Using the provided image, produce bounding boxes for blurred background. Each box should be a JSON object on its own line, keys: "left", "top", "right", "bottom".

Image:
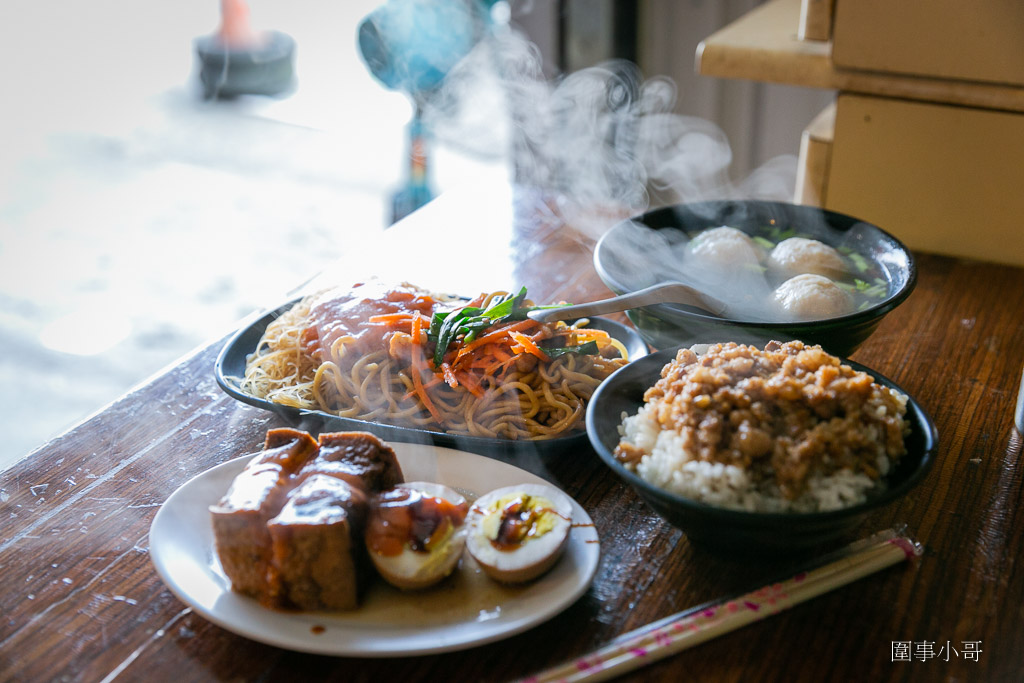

{"left": 0, "top": 0, "right": 831, "bottom": 468}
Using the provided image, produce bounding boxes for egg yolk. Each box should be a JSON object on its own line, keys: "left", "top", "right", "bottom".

{"left": 367, "top": 488, "right": 468, "bottom": 557}
{"left": 480, "top": 493, "right": 562, "bottom": 551}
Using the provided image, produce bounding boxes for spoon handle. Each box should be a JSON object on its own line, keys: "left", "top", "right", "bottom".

{"left": 527, "top": 283, "right": 723, "bottom": 323}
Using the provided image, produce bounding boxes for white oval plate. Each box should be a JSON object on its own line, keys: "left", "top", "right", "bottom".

{"left": 149, "top": 442, "right": 600, "bottom": 657}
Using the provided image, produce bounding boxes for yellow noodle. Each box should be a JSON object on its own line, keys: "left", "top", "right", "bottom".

{"left": 241, "top": 289, "right": 629, "bottom": 440}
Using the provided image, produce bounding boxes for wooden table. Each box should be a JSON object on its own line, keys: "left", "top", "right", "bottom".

{"left": 2, "top": 182, "right": 1022, "bottom": 682}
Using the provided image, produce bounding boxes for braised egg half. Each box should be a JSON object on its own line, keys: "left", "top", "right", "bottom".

{"left": 465, "top": 483, "right": 573, "bottom": 584}
{"left": 365, "top": 481, "right": 469, "bottom": 590}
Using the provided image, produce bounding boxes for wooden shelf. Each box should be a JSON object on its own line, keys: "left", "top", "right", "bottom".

{"left": 696, "top": 0, "right": 1024, "bottom": 113}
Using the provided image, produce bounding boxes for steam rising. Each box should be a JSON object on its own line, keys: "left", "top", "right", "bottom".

{"left": 360, "top": 2, "right": 853, "bottom": 327}
{"left": 415, "top": 17, "right": 798, "bottom": 237}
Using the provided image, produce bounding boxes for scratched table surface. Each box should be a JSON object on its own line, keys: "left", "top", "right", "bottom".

{"left": 2, "top": 182, "right": 1022, "bottom": 682}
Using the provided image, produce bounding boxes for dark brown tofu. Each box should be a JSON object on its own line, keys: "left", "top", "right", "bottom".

{"left": 268, "top": 474, "right": 370, "bottom": 611}
{"left": 211, "top": 429, "right": 405, "bottom": 610}
{"left": 300, "top": 431, "right": 404, "bottom": 493}
{"left": 209, "top": 429, "right": 319, "bottom": 602}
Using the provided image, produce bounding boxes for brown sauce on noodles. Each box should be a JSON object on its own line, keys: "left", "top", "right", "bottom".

{"left": 301, "top": 282, "right": 439, "bottom": 362}
{"left": 243, "top": 281, "right": 629, "bottom": 441}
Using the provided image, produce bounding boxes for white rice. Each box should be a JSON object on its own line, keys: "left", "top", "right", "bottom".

{"left": 619, "top": 404, "right": 887, "bottom": 513}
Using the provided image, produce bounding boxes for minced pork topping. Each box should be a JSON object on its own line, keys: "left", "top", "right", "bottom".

{"left": 614, "top": 341, "right": 909, "bottom": 500}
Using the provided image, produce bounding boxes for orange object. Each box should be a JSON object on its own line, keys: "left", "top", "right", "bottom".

{"left": 217, "top": 0, "right": 261, "bottom": 48}
{"left": 368, "top": 313, "right": 416, "bottom": 327}
{"left": 509, "top": 331, "right": 551, "bottom": 362}
{"left": 409, "top": 343, "right": 442, "bottom": 423}
{"left": 453, "top": 319, "right": 539, "bottom": 363}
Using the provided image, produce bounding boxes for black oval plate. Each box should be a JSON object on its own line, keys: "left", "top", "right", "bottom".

{"left": 215, "top": 298, "right": 650, "bottom": 462}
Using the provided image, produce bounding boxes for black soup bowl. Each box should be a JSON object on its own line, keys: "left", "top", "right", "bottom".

{"left": 594, "top": 201, "right": 917, "bottom": 356}
{"left": 585, "top": 347, "right": 938, "bottom": 555}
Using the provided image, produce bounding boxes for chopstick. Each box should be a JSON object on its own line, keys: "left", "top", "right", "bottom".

{"left": 518, "top": 528, "right": 922, "bottom": 683}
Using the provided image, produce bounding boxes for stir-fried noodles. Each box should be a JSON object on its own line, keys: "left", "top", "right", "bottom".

{"left": 240, "top": 281, "right": 630, "bottom": 440}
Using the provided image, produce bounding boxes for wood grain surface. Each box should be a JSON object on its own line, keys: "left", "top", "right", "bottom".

{"left": 2, "top": 185, "right": 1021, "bottom": 682}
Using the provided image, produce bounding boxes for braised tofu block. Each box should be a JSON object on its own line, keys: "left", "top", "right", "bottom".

{"left": 268, "top": 474, "right": 370, "bottom": 611}
{"left": 305, "top": 432, "right": 404, "bottom": 493}
{"left": 209, "top": 429, "right": 318, "bottom": 601}
{"left": 211, "top": 429, "right": 407, "bottom": 610}
{"left": 262, "top": 428, "right": 321, "bottom": 469}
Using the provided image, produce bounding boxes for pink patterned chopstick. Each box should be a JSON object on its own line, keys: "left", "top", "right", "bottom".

{"left": 519, "top": 529, "right": 922, "bottom": 683}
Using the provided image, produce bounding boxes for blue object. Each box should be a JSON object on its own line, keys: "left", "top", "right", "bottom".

{"left": 358, "top": 0, "right": 496, "bottom": 98}
{"left": 391, "top": 110, "right": 435, "bottom": 223}
{"left": 357, "top": 0, "right": 500, "bottom": 222}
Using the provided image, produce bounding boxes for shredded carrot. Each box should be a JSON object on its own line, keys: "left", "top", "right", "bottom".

{"left": 401, "top": 308, "right": 598, "bottom": 408}
{"left": 568, "top": 328, "right": 611, "bottom": 342}
{"left": 368, "top": 313, "right": 415, "bottom": 326}
{"left": 456, "top": 369, "right": 486, "bottom": 398}
{"left": 465, "top": 344, "right": 512, "bottom": 368}
{"left": 454, "top": 319, "right": 539, "bottom": 363}
{"left": 440, "top": 362, "right": 460, "bottom": 389}
{"left": 403, "top": 374, "right": 444, "bottom": 402}
{"left": 509, "top": 330, "right": 551, "bottom": 361}
{"left": 488, "top": 356, "right": 519, "bottom": 378}
{"left": 409, "top": 342, "right": 442, "bottom": 423}
{"left": 464, "top": 355, "right": 504, "bottom": 380}
{"left": 410, "top": 311, "right": 424, "bottom": 344}
{"left": 421, "top": 375, "right": 444, "bottom": 389}
{"left": 404, "top": 311, "right": 445, "bottom": 413}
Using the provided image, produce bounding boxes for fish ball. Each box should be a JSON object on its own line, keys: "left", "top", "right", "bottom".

{"left": 768, "top": 237, "right": 847, "bottom": 279}
{"left": 689, "top": 226, "right": 763, "bottom": 269}
{"left": 773, "top": 274, "right": 853, "bottom": 320}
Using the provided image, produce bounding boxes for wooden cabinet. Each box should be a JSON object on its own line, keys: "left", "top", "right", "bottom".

{"left": 697, "top": 0, "right": 1024, "bottom": 266}
{"left": 829, "top": 95, "right": 1024, "bottom": 264}
{"left": 832, "top": 0, "right": 1024, "bottom": 87}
